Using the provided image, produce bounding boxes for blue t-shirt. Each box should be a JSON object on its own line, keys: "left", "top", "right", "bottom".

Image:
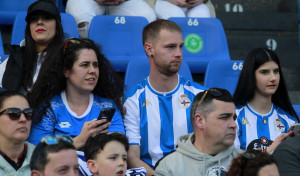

{"left": 28, "top": 91, "right": 125, "bottom": 145}
{"left": 234, "top": 103, "right": 297, "bottom": 150}
{"left": 124, "top": 74, "right": 206, "bottom": 167}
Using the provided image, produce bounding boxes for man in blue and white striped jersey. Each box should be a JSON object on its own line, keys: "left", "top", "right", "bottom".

{"left": 123, "top": 19, "right": 206, "bottom": 176}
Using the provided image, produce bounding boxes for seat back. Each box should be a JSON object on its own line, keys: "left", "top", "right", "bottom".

{"left": 204, "top": 60, "right": 243, "bottom": 95}
{"left": 0, "top": 32, "right": 4, "bottom": 55}
{"left": 168, "top": 17, "right": 231, "bottom": 73}
{"left": 124, "top": 59, "right": 193, "bottom": 92}
{"left": 0, "top": 0, "right": 37, "bottom": 24}
{"left": 88, "top": 15, "right": 149, "bottom": 72}
{"left": 293, "top": 105, "right": 300, "bottom": 119}
{"left": 11, "top": 11, "right": 79, "bottom": 45}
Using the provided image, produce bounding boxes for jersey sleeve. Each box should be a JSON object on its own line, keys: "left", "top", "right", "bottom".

{"left": 124, "top": 94, "right": 141, "bottom": 145}
{"left": 108, "top": 106, "right": 125, "bottom": 134}
{"left": 27, "top": 108, "right": 56, "bottom": 145}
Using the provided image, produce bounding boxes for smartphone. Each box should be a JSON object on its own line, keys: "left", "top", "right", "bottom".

{"left": 288, "top": 123, "right": 300, "bottom": 137}
{"left": 97, "top": 107, "right": 116, "bottom": 122}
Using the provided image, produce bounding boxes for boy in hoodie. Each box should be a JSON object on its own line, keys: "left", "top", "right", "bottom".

{"left": 155, "top": 88, "right": 243, "bottom": 176}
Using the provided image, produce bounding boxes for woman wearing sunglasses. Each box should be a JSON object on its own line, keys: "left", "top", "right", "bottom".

{"left": 27, "top": 38, "right": 125, "bottom": 149}
{"left": 233, "top": 48, "right": 299, "bottom": 152}
{"left": 0, "top": 0, "right": 64, "bottom": 94}
{"left": 0, "top": 90, "right": 35, "bottom": 175}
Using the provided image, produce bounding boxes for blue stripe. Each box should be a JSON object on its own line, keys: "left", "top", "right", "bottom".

{"left": 238, "top": 109, "right": 247, "bottom": 150}
{"left": 139, "top": 91, "right": 152, "bottom": 166}
{"left": 159, "top": 96, "right": 174, "bottom": 157}
{"left": 257, "top": 116, "right": 270, "bottom": 139}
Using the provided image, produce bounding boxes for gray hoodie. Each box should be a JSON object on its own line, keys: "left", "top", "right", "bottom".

{"left": 155, "top": 133, "right": 243, "bottom": 176}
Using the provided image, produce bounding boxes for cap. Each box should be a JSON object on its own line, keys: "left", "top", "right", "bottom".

{"left": 26, "top": 0, "right": 61, "bottom": 23}
{"left": 247, "top": 137, "right": 273, "bottom": 152}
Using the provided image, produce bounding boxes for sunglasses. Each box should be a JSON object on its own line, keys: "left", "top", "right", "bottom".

{"left": 63, "top": 38, "right": 93, "bottom": 54}
{"left": 0, "top": 108, "right": 33, "bottom": 120}
{"left": 197, "top": 88, "right": 225, "bottom": 106}
{"left": 31, "top": 135, "right": 74, "bottom": 169}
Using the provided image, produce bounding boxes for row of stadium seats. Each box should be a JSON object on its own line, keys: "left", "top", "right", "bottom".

{"left": 1, "top": 11, "right": 230, "bottom": 73}
{"left": 0, "top": 0, "right": 66, "bottom": 25}
{"left": 124, "top": 59, "right": 300, "bottom": 117}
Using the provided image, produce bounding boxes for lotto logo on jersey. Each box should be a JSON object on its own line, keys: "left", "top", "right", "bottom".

{"left": 178, "top": 94, "right": 191, "bottom": 109}
{"left": 59, "top": 122, "right": 72, "bottom": 128}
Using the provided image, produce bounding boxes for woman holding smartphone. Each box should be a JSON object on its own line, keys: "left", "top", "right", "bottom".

{"left": 27, "top": 38, "right": 125, "bottom": 149}
{"left": 233, "top": 48, "right": 299, "bottom": 151}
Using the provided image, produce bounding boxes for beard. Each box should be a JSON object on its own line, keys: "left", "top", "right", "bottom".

{"left": 154, "top": 59, "right": 181, "bottom": 76}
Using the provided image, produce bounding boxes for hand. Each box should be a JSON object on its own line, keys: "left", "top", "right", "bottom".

{"left": 94, "top": 0, "right": 126, "bottom": 5}
{"left": 267, "top": 131, "right": 293, "bottom": 153}
{"left": 167, "top": 0, "right": 190, "bottom": 8}
{"left": 186, "top": 0, "right": 204, "bottom": 9}
{"left": 73, "top": 119, "right": 111, "bottom": 149}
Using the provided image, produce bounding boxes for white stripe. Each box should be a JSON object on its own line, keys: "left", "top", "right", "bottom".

{"left": 145, "top": 86, "right": 163, "bottom": 165}
{"left": 173, "top": 85, "right": 188, "bottom": 148}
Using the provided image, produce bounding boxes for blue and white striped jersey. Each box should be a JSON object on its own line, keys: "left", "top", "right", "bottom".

{"left": 234, "top": 103, "right": 297, "bottom": 150}
{"left": 123, "top": 74, "right": 206, "bottom": 167}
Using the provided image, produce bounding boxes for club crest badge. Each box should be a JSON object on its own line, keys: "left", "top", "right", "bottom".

{"left": 274, "top": 119, "right": 285, "bottom": 132}
{"left": 178, "top": 94, "right": 191, "bottom": 109}
{"left": 242, "top": 117, "right": 250, "bottom": 126}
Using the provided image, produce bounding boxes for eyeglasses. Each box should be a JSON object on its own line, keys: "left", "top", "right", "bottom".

{"left": 0, "top": 108, "right": 33, "bottom": 120}
{"left": 241, "top": 152, "right": 256, "bottom": 176}
{"left": 197, "top": 88, "right": 224, "bottom": 106}
{"left": 31, "top": 135, "right": 74, "bottom": 169}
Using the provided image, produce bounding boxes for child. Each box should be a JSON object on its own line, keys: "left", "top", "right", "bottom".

{"left": 84, "top": 133, "right": 128, "bottom": 176}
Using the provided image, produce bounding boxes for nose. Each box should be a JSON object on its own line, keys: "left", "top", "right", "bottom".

{"left": 175, "top": 46, "right": 183, "bottom": 58}
{"left": 270, "top": 72, "right": 277, "bottom": 81}
{"left": 37, "top": 17, "right": 44, "bottom": 25}
{"left": 229, "top": 118, "right": 237, "bottom": 129}
{"left": 118, "top": 158, "right": 125, "bottom": 167}
{"left": 19, "top": 113, "right": 27, "bottom": 122}
{"left": 88, "top": 65, "right": 97, "bottom": 74}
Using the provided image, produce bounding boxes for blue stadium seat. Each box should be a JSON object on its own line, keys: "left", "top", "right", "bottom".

{"left": 56, "top": 0, "right": 66, "bottom": 12}
{"left": 0, "top": 32, "right": 4, "bottom": 55}
{"left": 204, "top": 60, "right": 244, "bottom": 95}
{"left": 168, "top": 17, "right": 231, "bottom": 73}
{"left": 293, "top": 105, "right": 300, "bottom": 118}
{"left": 124, "top": 59, "right": 193, "bottom": 92}
{"left": 0, "top": 0, "right": 37, "bottom": 25}
{"left": 88, "top": 15, "right": 149, "bottom": 72}
{"left": 11, "top": 11, "right": 79, "bottom": 45}
{"left": 0, "top": 55, "right": 9, "bottom": 64}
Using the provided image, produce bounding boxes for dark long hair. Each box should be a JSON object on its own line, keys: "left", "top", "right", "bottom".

{"left": 227, "top": 150, "right": 278, "bottom": 176}
{"left": 28, "top": 38, "right": 124, "bottom": 122}
{"left": 22, "top": 16, "right": 64, "bottom": 90}
{"left": 233, "top": 48, "right": 299, "bottom": 121}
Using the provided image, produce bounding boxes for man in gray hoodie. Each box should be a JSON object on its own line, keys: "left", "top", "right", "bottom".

{"left": 155, "top": 88, "right": 243, "bottom": 176}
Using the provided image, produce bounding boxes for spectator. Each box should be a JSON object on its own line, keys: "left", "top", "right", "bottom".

{"left": 227, "top": 150, "right": 279, "bottom": 176}
{"left": 155, "top": 88, "right": 243, "bottom": 176}
{"left": 272, "top": 133, "right": 300, "bottom": 176}
{"left": 30, "top": 135, "right": 79, "bottom": 176}
{"left": 65, "top": 0, "right": 157, "bottom": 38}
{"left": 155, "top": 0, "right": 215, "bottom": 19}
{"left": 0, "top": 0, "right": 64, "bottom": 94}
{"left": 233, "top": 48, "right": 298, "bottom": 152}
{"left": 27, "top": 38, "right": 125, "bottom": 149}
{"left": 84, "top": 133, "right": 128, "bottom": 176}
{"left": 124, "top": 19, "right": 206, "bottom": 175}
{"left": 0, "top": 90, "right": 35, "bottom": 175}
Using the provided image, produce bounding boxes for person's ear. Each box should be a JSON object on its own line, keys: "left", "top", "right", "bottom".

{"left": 194, "top": 113, "right": 206, "bottom": 130}
{"left": 63, "top": 68, "right": 70, "bottom": 78}
{"left": 144, "top": 42, "right": 153, "bottom": 58}
{"left": 87, "top": 159, "right": 98, "bottom": 174}
{"left": 31, "top": 170, "right": 42, "bottom": 176}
